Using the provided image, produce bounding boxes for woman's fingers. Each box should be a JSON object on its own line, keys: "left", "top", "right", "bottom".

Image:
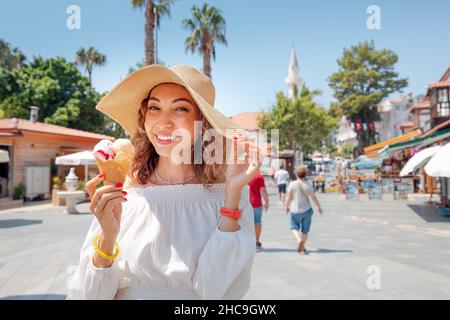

{"left": 85, "top": 173, "right": 105, "bottom": 199}
{"left": 90, "top": 184, "right": 123, "bottom": 209}
{"left": 89, "top": 190, "right": 125, "bottom": 219}
{"left": 103, "top": 195, "right": 126, "bottom": 219}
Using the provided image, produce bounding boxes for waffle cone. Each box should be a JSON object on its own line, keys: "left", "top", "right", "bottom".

{"left": 95, "top": 158, "right": 127, "bottom": 185}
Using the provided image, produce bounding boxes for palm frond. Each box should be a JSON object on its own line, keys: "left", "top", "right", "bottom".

{"left": 131, "top": 0, "right": 146, "bottom": 9}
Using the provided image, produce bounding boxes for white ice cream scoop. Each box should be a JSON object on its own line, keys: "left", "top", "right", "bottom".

{"left": 93, "top": 139, "right": 114, "bottom": 161}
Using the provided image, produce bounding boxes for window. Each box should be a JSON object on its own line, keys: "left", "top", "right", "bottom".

{"left": 437, "top": 88, "right": 450, "bottom": 117}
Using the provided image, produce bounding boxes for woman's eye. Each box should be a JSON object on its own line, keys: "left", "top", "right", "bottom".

{"left": 148, "top": 106, "right": 159, "bottom": 111}
{"left": 176, "top": 107, "right": 189, "bottom": 112}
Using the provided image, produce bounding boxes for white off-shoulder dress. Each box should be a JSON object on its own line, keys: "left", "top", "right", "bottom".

{"left": 66, "top": 183, "right": 255, "bottom": 300}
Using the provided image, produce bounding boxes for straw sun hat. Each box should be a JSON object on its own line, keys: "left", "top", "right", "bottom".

{"left": 96, "top": 64, "right": 244, "bottom": 139}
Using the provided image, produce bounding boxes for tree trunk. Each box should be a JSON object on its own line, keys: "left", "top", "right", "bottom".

{"left": 203, "top": 48, "right": 211, "bottom": 78}
{"left": 155, "top": 14, "right": 158, "bottom": 64}
{"left": 87, "top": 62, "right": 93, "bottom": 87}
{"left": 145, "top": 1, "right": 155, "bottom": 65}
{"left": 88, "top": 71, "right": 92, "bottom": 87}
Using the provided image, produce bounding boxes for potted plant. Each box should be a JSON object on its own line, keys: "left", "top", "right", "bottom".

{"left": 13, "top": 183, "right": 26, "bottom": 200}
{"left": 53, "top": 176, "right": 62, "bottom": 188}
{"left": 52, "top": 176, "right": 64, "bottom": 206}
{"left": 77, "top": 180, "right": 86, "bottom": 191}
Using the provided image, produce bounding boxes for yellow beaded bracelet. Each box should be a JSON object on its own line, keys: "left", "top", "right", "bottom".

{"left": 92, "top": 234, "right": 120, "bottom": 260}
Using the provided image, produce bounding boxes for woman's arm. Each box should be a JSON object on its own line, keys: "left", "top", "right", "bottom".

{"left": 219, "top": 185, "right": 241, "bottom": 232}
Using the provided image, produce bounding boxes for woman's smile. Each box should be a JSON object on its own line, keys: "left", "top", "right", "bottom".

{"left": 154, "top": 133, "right": 181, "bottom": 145}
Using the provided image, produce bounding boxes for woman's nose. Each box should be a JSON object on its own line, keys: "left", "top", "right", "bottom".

{"left": 155, "top": 118, "right": 174, "bottom": 129}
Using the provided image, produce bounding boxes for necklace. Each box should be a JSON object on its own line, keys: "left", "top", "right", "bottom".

{"left": 155, "top": 168, "right": 196, "bottom": 185}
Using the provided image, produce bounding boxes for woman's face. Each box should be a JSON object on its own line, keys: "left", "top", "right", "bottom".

{"left": 144, "top": 83, "right": 201, "bottom": 158}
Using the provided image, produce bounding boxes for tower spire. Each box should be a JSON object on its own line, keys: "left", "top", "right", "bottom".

{"left": 285, "top": 46, "right": 302, "bottom": 99}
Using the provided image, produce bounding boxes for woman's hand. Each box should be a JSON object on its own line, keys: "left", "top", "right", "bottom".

{"left": 220, "top": 133, "right": 269, "bottom": 232}
{"left": 225, "top": 134, "right": 266, "bottom": 192}
{"left": 85, "top": 174, "right": 127, "bottom": 241}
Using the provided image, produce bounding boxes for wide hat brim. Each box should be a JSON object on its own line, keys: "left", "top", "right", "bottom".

{"left": 95, "top": 64, "right": 244, "bottom": 139}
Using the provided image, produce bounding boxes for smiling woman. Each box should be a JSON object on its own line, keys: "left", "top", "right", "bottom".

{"left": 67, "top": 64, "right": 264, "bottom": 300}
{"left": 131, "top": 82, "right": 227, "bottom": 188}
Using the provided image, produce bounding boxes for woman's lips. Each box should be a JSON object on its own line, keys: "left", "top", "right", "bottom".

{"left": 154, "top": 134, "right": 179, "bottom": 145}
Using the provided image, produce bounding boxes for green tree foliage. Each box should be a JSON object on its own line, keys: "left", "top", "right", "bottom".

{"left": 328, "top": 41, "right": 408, "bottom": 152}
{"left": 337, "top": 145, "right": 354, "bottom": 159}
{"left": 0, "top": 39, "right": 26, "bottom": 70}
{"left": 259, "top": 85, "right": 337, "bottom": 155}
{"left": 0, "top": 56, "right": 122, "bottom": 136}
{"left": 75, "top": 47, "right": 106, "bottom": 86}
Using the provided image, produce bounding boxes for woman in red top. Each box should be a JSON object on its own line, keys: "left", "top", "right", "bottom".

{"left": 248, "top": 171, "right": 269, "bottom": 250}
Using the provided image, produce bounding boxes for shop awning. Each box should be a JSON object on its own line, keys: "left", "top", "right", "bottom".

{"left": 364, "top": 129, "right": 422, "bottom": 157}
{"left": 425, "top": 142, "right": 450, "bottom": 177}
{"left": 399, "top": 146, "right": 441, "bottom": 177}
{"left": 55, "top": 150, "right": 96, "bottom": 182}
{"left": 383, "top": 128, "right": 450, "bottom": 155}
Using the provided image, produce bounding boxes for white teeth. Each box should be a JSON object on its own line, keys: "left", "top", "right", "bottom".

{"left": 157, "top": 135, "right": 178, "bottom": 141}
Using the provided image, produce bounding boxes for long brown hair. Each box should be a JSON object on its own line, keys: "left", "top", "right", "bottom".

{"left": 129, "top": 92, "right": 228, "bottom": 190}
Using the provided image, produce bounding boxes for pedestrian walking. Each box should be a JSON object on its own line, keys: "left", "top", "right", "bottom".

{"left": 284, "top": 165, "right": 323, "bottom": 254}
{"left": 248, "top": 171, "right": 269, "bottom": 251}
{"left": 268, "top": 166, "right": 275, "bottom": 186}
{"left": 274, "top": 165, "right": 290, "bottom": 205}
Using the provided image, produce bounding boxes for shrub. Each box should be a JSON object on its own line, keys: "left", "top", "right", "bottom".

{"left": 77, "top": 180, "right": 86, "bottom": 191}
{"left": 13, "top": 183, "right": 26, "bottom": 199}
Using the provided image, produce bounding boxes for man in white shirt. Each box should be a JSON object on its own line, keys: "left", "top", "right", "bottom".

{"left": 274, "top": 165, "right": 290, "bottom": 205}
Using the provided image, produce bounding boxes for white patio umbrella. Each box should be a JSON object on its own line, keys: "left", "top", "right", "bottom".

{"left": 400, "top": 146, "right": 441, "bottom": 177}
{"left": 0, "top": 150, "right": 10, "bottom": 163}
{"left": 424, "top": 142, "right": 450, "bottom": 177}
{"left": 55, "top": 151, "right": 96, "bottom": 181}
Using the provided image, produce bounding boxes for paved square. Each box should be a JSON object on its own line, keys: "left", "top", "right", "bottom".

{"left": 1, "top": 185, "right": 449, "bottom": 300}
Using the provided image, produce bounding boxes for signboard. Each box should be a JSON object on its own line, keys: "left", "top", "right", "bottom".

{"left": 363, "top": 179, "right": 375, "bottom": 193}
{"left": 382, "top": 179, "right": 394, "bottom": 194}
{"left": 394, "top": 181, "right": 408, "bottom": 200}
{"left": 368, "top": 182, "right": 382, "bottom": 200}
{"left": 345, "top": 182, "right": 359, "bottom": 200}
{"left": 401, "top": 178, "right": 414, "bottom": 194}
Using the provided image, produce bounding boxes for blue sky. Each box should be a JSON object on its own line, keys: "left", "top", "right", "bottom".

{"left": 1, "top": 0, "right": 449, "bottom": 117}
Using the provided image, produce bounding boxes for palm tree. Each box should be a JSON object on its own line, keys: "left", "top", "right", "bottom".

{"left": 75, "top": 47, "right": 106, "bottom": 86}
{"left": 131, "top": 0, "right": 175, "bottom": 66}
{"left": 182, "top": 4, "right": 227, "bottom": 78}
{"left": 0, "top": 39, "right": 26, "bottom": 70}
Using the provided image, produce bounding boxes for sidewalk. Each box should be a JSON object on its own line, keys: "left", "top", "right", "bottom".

{"left": 0, "top": 185, "right": 450, "bottom": 299}
{"left": 245, "top": 186, "right": 450, "bottom": 299}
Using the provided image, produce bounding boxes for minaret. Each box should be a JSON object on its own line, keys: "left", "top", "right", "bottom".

{"left": 285, "top": 47, "right": 302, "bottom": 100}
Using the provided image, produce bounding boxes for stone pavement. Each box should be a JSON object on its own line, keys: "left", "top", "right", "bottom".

{"left": 1, "top": 185, "right": 450, "bottom": 300}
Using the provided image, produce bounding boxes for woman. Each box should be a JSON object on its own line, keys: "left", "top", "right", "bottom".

{"left": 67, "top": 65, "right": 263, "bottom": 300}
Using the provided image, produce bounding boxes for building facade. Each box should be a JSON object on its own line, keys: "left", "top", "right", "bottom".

{"left": 0, "top": 108, "right": 114, "bottom": 202}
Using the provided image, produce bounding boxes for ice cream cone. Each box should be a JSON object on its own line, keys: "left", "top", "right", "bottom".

{"left": 93, "top": 138, "right": 135, "bottom": 185}
{"left": 95, "top": 158, "right": 127, "bottom": 185}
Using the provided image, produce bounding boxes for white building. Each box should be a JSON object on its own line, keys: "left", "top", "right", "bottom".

{"left": 285, "top": 47, "right": 302, "bottom": 100}
{"left": 377, "top": 93, "right": 424, "bottom": 141}
{"left": 336, "top": 116, "right": 357, "bottom": 147}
